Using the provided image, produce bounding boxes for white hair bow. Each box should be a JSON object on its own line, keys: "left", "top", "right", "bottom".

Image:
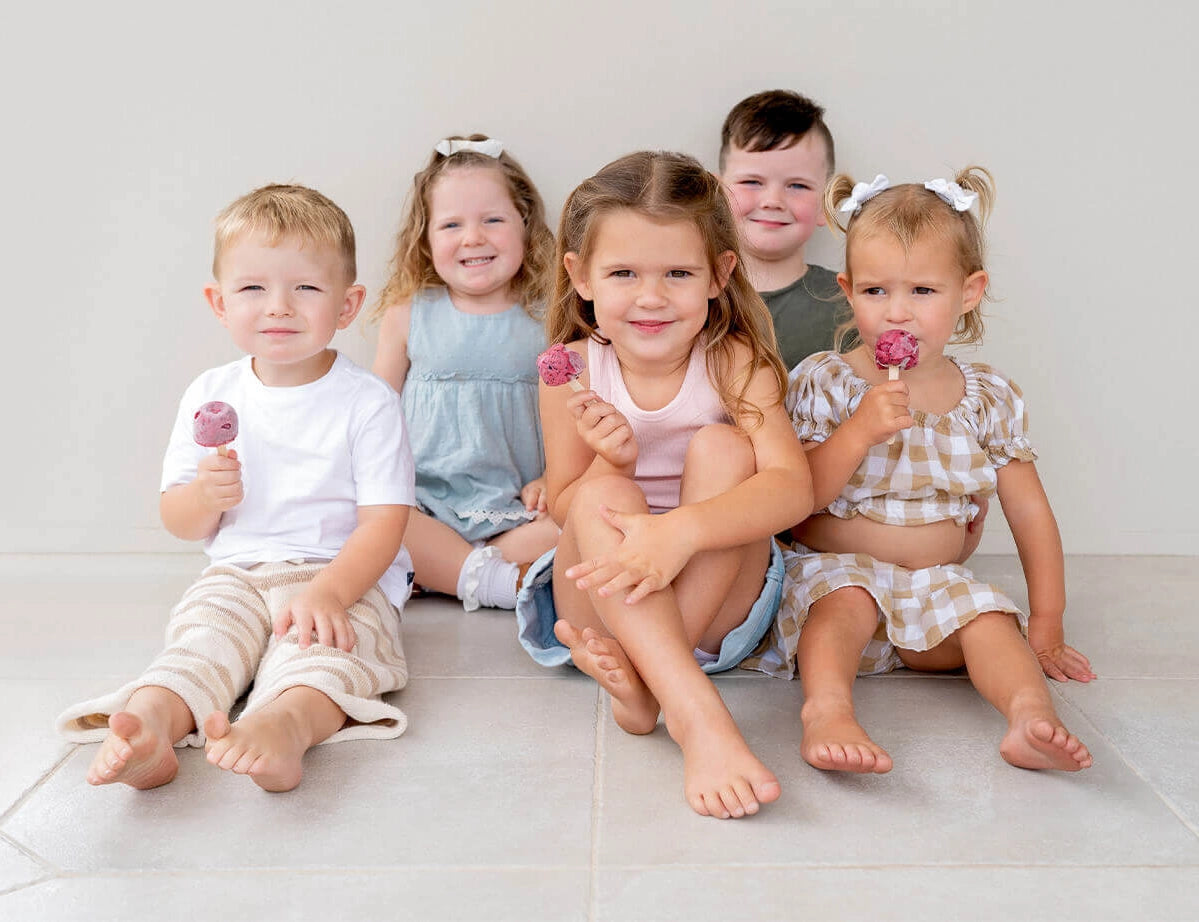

{"left": 924, "top": 178, "right": 977, "bottom": 212}
{"left": 839, "top": 174, "right": 890, "bottom": 215}
{"left": 434, "top": 138, "right": 504, "bottom": 158}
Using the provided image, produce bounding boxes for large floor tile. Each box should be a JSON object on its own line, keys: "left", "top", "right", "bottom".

{"left": 402, "top": 595, "right": 549, "bottom": 678}
{"left": 970, "top": 555, "right": 1199, "bottom": 679}
{"left": 0, "top": 835, "right": 47, "bottom": 895}
{"left": 596, "top": 866, "right": 1199, "bottom": 922}
{"left": 0, "top": 678, "right": 110, "bottom": 816}
{"left": 595, "top": 676, "right": 1199, "bottom": 867}
{"left": 1059, "top": 677, "right": 1199, "bottom": 831}
{"left": 0, "top": 868, "right": 587, "bottom": 922}
{"left": 5, "top": 676, "right": 599, "bottom": 872}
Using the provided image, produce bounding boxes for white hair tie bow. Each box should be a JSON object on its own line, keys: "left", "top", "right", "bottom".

{"left": 924, "top": 178, "right": 977, "bottom": 212}
{"left": 434, "top": 138, "right": 504, "bottom": 158}
{"left": 839, "top": 174, "right": 890, "bottom": 215}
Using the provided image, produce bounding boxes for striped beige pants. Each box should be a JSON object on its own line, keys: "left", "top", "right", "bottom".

{"left": 57, "top": 561, "right": 409, "bottom": 746}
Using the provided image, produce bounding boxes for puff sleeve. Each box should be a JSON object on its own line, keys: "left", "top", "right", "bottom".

{"left": 971, "top": 363, "right": 1039, "bottom": 468}
{"left": 786, "top": 352, "right": 855, "bottom": 444}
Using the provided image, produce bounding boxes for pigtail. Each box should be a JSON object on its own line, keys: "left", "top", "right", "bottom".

{"left": 823, "top": 173, "right": 858, "bottom": 235}
{"left": 953, "top": 165, "right": 996, "bottom": 226}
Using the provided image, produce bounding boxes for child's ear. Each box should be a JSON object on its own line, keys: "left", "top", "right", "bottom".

{"left": 708, "top": 250, "right": 737, "bottom": 297}
{"left": 336, "top": 284, "right": 367, "bottom": 330}
{"left": 961, "top": 270, "right": 988, "bottom": 314}
{"left": 563, "top": 252, "right": 593, "bottom": 301}
{"left": 836, "top": 272, "right": 853, "bottom": 302}
{"left": 204, "top": 283, "right": 228, "bottom": 326}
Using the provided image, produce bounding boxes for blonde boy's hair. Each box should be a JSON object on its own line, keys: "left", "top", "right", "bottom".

{"left": 371, "top": 135, "right": 554, "bottom": 321}
{"left": 824, "top": 166, "right": 996, "bottom": 348}
{"left": 548, "top": 150, "right": 787, "bottom": 427}
{"left": 213, "top": 183, "right": 357, "bottom": 280}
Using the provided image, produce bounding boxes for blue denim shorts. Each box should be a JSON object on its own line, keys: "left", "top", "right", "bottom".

{"left": 514, "top": 539, "right": 784, "bottom": 674}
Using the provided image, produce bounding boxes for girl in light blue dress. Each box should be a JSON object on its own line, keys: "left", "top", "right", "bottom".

{"left": 371, "top": 135, "right": 559, "bottom": 610}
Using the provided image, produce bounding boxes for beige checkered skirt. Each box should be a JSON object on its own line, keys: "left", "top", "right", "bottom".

{"left": 742, "top": 544, "right": 1026, "bottom": 678}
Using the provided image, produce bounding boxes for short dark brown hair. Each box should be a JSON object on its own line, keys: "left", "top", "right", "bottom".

{"left": 719, "top": 90, "right": 835, "bottom": 174}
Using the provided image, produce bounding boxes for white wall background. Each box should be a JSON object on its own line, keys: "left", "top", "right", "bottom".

{"left": 2, "top": 0, "right": 1195, "bottom": 556}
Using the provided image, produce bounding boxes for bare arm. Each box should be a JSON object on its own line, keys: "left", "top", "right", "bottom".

{"left": 307, "top": 504, "right": 411, "bottom": 608}
{"left": 799, "top": 378, "right": 912, "bottom": 512}
{"left": 273, "top": 504, "right": 412, "bottom": 652}
{"left": 996, "top": 460, "right": 1094, "bottom": 682}
{"left": 372, "top": 300, "right": 412, "bottom": 394}
{"left": 541, "top": 340, "right": 633, "bottom": 524}
{"left": 159, "top": 450, "right": 243, "bottom": 541}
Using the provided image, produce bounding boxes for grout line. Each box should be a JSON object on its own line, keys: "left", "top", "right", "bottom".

{"left": 0, "top": 747, "right": 77, "bottom": 829}
{"left": 574, "top": 860, "right": 1199, "bottom": 871}
{"left": 0, "top": 829, "right": 60, "bottom": 875}
{"left": 586, "top": 687, "right": 605, "bottom": 922}
{"left": 1052, "top": 685, "right": 1199, "bottom": 842}
{"left": 0, "top": 874, "right": 55, "bottom": 899}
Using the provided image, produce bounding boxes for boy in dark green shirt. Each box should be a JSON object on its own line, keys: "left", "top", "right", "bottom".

{"left": 719, "top": 90, "right": 844, "bottom": 370}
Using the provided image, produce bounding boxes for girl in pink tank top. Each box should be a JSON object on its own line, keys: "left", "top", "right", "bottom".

{"left": 534, "top": 152, "right": 814, "bottom": 820}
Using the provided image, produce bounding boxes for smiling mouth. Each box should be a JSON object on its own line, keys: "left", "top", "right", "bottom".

{"left": 751, "top": 218, "right": 792, "bottom": 227}
{"left": 461, "top": 256, "right": 495, "bottom": 267}
{"left": 630, "top": 320, "right": 671, "bottom": 333}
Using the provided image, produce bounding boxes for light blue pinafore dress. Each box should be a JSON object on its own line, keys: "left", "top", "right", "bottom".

{"left": 401, "top": 288, "right": 546, "bottom": 543}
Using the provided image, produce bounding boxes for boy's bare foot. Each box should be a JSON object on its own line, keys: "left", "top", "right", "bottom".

{"left": 203, "top": 709, "right": 308, "bottom": 792}
{"left": 554, "top": 620, "right": 660, "bottom": 734}
{"left": 800, "top": 701, "right": 893, "bottom": 774}
{"left": 1000, "top": 715, "right": 1093, "bottom": 771}
{"left": 86, "top": 711, "right": 179, "bottom": 789}
{"left": 671, "top": 717, "right": 781, "bottom": 819}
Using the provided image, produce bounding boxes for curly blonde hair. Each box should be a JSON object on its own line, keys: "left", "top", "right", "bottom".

{"left": 547, "top": 150, "right": 786, "bottom": 428}
{"left": 371, "top": 135, "right": 554, "bottom": 321}
{"left": 824, "top": 166, "right": 995, "bottom": 348}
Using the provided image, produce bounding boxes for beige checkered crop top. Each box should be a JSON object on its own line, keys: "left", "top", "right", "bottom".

{"left": 788, "top": 352, "right": 1038, "bottom": 526}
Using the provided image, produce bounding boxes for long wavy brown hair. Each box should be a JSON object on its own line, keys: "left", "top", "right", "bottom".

{"left": 547, "top": 151, "right": 786, "bottom": 427}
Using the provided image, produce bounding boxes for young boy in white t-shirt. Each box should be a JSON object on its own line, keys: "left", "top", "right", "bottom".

{"left": 58, "top": 184, "right": 416, "bottom": 793}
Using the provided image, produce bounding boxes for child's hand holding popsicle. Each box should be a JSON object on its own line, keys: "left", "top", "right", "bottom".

{"left": 874, "top": 330, "right": 918, "bottom": 445}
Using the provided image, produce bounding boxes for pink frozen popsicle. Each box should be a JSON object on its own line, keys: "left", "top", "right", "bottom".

{"left": 193, "top": 401, "right": 239, "bottom": 456}
{"left": 874, "top": 330, "right": 919, "bottom": 374}
{"left": 874, "top": 330, "right": 918, "bottom": 445}
{"left": 537, "top": 343, "right": 585, "bottom": 392}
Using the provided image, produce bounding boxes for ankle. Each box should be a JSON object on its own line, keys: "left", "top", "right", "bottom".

{"left": 800, "top": 693, "right": 856, "bottom": 725}
{"left": 457, "top": 546, "right": 520, "bottom": 611}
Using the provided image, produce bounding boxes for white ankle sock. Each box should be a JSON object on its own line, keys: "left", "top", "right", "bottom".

{"left": 457, "top": 546, "right": 520, "bottom": 611}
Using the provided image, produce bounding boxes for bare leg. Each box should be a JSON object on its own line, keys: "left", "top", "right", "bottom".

{"left": 86, "top": 686, "right": 195, "bottom": 789}
{"left": 953, "top": 612, "right": 1092, "bottom": 771}
{"left": 203, "top": 686, "right": 346, "bottom": 792}
{"left": 672, "top": 425, "right": 772, "bottom": 653}
{"left": 554, "top": 474, "right": 779, "bottom": 819}
{"left": 797, "top": 588, "right": 893, "bottom": 773}
{"left": 487, "top": 514, "right": 560, "bottom": 565}
{"left": 404, "top": 510, "right": 474, "bottom": 596}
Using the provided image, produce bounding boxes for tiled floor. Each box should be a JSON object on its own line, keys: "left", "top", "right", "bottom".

{"left": 1, "top": 554, "right": 1196, "bottom": 921}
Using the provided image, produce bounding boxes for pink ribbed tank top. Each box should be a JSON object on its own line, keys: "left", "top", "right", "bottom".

{"left": 587, "top": 338, "right": 731, "bottom": 512}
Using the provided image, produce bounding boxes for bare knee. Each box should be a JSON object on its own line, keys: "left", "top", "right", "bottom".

{"left": 568, "top": 475, "right": 648, "bottom": 524}
{"left": 681, "top": 424, "right": 754, "bottom": 498}
{"left": 809, "top": 587, "right": 877, "bottom": 624}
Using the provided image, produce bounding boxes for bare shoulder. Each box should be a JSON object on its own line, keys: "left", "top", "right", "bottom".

{"left": 377, "top": 298, "right": 414, "bottom": 340}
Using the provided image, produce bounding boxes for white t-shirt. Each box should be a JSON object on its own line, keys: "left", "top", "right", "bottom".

{"left": 161, "top": 352, "right": 416, "bottom": 607}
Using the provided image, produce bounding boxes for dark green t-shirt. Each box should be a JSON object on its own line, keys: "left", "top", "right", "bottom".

{"left": 761, "top": 264, "right": 846, "bottom": 371}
